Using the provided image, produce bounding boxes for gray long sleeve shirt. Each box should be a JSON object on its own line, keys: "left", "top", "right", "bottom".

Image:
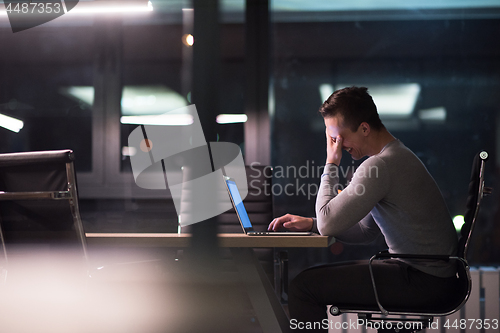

{"left": 314, "top": 139, "right": 458, "bottom": 278}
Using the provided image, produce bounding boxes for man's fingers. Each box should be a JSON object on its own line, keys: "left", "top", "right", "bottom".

{"left": 268, "top": 218, "right": 277, "bottom": 230}
{"left": 269, "top": 214, "right": 293, "bottom": 231}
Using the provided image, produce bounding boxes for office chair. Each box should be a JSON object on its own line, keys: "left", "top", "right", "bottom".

{"left": 0, "top": 149, "right": 88, "bottom": 281}
{"left": 329, "top": 151, "right": 492, "bottom": 332}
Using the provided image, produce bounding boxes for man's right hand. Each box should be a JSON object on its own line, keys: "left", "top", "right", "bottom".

{"left": 268, "top": 214, "right": 314, "bottom": 232}
{"left": 326, "top": 130, "right": 343, "bottom": 166}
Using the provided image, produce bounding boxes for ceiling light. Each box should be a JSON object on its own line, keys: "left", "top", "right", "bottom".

{"left": 453, "top": 215, "right": 465, "bottom": 232}
{"left": 418, "top": 107, "right": 447, "bottom": 122}
{"left": 0, "top": 1, "right": 153, "bottom": 16}
{"left": 120, "top": 86, "right": 188, "bottom": 116}
{"left": 66, "top": 1, "right": 153, "bottom": 15}
{"left": 336, "top": 83, "right": 421, "bottom": 117}
{"left": 120, "top": 114, "right": 194, "bottom": 126}
{"left": 216, "top": 114, "right": 248, "bottom": 124}
{"left": 0, "top": 113, "right": 24, "bottom": 133}
{"left": 60, "top": 85, "right": 188, "bottom": 116}
{"left": 59, "top": 86, "right": 94, "bottom": 106}
{"left": 319, "top": 84, "right": 334, "bottom": 103}
{"left": 182, "top": 34, "right": 194, "bottom": 46}
{"left": 122, "top": 146, "right": 137, "bottom": 157}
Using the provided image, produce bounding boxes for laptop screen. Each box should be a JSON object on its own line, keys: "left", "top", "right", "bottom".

{"left": 225, "top": 178, "right": 253, "bottom": 230}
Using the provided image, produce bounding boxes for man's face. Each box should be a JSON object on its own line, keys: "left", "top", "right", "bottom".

{"left": 324, "top": 116, "right": 367, "bottom": 160}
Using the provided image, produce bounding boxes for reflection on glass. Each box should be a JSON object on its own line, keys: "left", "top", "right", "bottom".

{"left": 119, "top": 85, "right": 189, "bottom": 171}
{"left": 334, "top": 83, "right": 421, "bottom": 117}
{"left": 121, "top": 86, "right": 188, "bottom": 116}
{"left": 216, "top": 114, "right": 248, "bottom": 124}
{"left": 120, "top": 85, "right": 190, "bottom": 126}
{"left": 0, "top": 113, "right": 24, "bottom": 133}
{"left": 0, "top": 68, "right": 93, "bottom": 173}
{"left": 418, "top": 107, "right": 446, "bottom": 122}
{"left": 59, "top": 87, "right": 94, "bottom": 106}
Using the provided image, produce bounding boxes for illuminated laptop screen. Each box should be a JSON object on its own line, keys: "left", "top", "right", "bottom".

{"left": 226, "top": 179, "right": 252, "bottom": 229}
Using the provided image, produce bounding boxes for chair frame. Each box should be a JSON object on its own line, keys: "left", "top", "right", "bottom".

{"left": 329, "top": 151, "right": 491, "bottom": 331}
{"left": 0, "top": 150, "right": 88, "bottom": 268}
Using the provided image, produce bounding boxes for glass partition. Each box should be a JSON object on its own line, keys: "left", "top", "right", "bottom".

{"left": 0, "top": 27, "right": 94, "bottom": 172}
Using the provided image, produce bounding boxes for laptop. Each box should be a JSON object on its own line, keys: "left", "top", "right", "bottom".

{"left": 223, "top": 176, "right": 314, "bottom": 236}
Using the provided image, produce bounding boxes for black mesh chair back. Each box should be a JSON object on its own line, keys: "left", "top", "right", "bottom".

{"left": 458, "top": 151, "right": 490, "bottom": 259}
{"left": 0, "top": 150, "right": 88, "bottom": 262}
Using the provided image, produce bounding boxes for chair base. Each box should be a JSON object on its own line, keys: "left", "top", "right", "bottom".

{"left": 358, "top": 313, "right": 432, "bottom": 333}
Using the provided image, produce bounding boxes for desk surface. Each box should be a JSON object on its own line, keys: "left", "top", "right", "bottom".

{"left": 85, "top": 233, "right": 330, "bottom": 248}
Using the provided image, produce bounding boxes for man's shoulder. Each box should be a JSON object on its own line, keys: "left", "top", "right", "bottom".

{"left": 377, "top": 140, "right": 418, "bottom": 161}
{"left": 371, "top": 140, "right": 427, "bottom": 175}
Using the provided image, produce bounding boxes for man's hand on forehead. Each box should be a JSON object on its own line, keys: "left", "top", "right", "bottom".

{"left": 326, "top": 129, "right": 343, "bottom": 166}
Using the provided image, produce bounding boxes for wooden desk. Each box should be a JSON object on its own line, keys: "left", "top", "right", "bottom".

{"left": 84, "top": 232, "right": 331, "bottom": 333}
{"left": 85, "top": 232, "right": 330, "bottom": 248}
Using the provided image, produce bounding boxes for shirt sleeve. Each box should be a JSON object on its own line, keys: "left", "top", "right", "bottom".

{"left": 315, "top": 157, "right": 391, "bottom": 236}
{"left": 333, "top": 213, "right": 382, "bottom": 244}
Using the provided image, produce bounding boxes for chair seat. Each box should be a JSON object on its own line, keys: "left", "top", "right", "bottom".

{"left": 332, "top": 273, "right": 469, "bottom": 315}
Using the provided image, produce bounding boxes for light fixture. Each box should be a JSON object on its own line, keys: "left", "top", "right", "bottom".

{"left": 61, "top": 85, "right": 193, "bottom": 125}
{"left": 182, "top": 34, "right": 194, "bottom": 46}
{"left": 216, "top": 114, "right": 248, "bottom": 124}
{"left": 61, "top": 84, "right": 189, "bottom": 116}
{"left": 453, "top": 215, "right": 465, "bottom": 232}
{"left": 59, "top": 86, "right": 94, "bottom": 106}
{"left": 335, "top": 83, "right": 421, "bottom": 117}
{"left": 122, "top": 146, "right": 137, "bottom": 157}
{"left": 0, "top": 113, "right": 24, "bottom": 133}
{"left": 0, "top": 1, "right": 153, "bottom": 16}
{"left": 418, "top": 107, "right": 447, "bottom": 122}
{"left": 319, "top": 83, "right": 334, "bottom": 103}
{"left": 67, "top": 0, "right": 153, "bottom": 15}
{"left": 120, "top": 114, "right": 194, "bottom": 126}
{"left": 120, "top": 86, "right": 188, "bottom": 116}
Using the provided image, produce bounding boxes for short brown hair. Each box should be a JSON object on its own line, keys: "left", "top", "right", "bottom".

{"left": 319, "top": 86, "right": 384, "bottom": 132}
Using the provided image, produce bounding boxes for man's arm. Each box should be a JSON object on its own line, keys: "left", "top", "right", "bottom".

{"left": 333, "top": 213, "right": 381, "bottom": 244}
{"left": 315, "top": 158, "right": 390, "bottom": 236}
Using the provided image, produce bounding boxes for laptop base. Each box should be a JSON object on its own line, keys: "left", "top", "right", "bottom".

{"left": 247, "top": 231, "right": 314, "bottom": 236}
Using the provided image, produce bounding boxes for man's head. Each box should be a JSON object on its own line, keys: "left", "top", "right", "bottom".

{"left": 319, "top": 86, "right": 384, "bottom": 132}
{"left": 319, "top": 87, "right": 385, "bottom": 160}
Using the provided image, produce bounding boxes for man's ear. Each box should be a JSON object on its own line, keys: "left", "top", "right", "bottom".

{"left": 359, "top": 122, "right": 370, "bottom": 136}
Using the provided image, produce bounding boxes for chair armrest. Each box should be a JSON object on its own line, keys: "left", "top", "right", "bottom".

{"left": 0, "top": 150, "right": 74, "bottom": 167}
{"left": 0, "top": 191, "right": 72, "bottom": 200}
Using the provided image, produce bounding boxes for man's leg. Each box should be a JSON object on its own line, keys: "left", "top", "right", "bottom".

{"left": 288, "top": 260, "right": 460, "bottom": 332}
{"left": 288, "top": 260, "right": 381, "bottom": 332}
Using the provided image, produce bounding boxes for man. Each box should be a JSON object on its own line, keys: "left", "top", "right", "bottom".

{"left": 268, "top": 87, "right": 460, "bottom": 332}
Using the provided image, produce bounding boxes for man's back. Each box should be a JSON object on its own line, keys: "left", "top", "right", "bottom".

{"left": 316, "top": 139, "right": 457, "bottom": 277}
{"left": 368, "top": 140, "right": 457, "bottom": 277}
